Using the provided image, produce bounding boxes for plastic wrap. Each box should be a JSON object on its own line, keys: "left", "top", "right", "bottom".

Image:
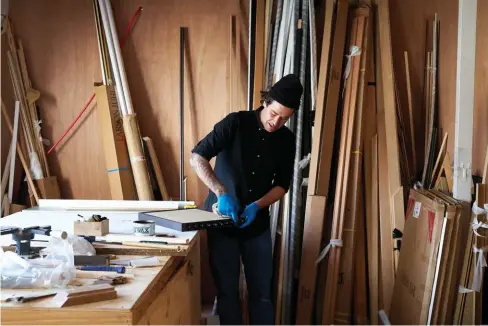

{"left": 40, "top": 233, "right": 96, "bottom": 257}
{"left": 0, "top": 234, "right": 86, "bottom": 289}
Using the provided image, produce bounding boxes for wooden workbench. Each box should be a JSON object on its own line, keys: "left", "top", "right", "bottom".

{"left": 0, "top": 200, "right": 202, "bottom": 325}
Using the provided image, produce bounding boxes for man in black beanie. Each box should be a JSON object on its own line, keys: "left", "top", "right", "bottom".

{"left": 189, "top": 74, "right": 303, "bottom": 325}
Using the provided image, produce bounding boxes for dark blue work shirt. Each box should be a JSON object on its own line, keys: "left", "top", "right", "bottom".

{"left": 191, "top": 106, "right": 296, "bottom": 239}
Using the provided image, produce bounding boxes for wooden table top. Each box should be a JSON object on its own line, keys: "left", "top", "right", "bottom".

{"left": 1, "top": 255, "right": 173, "bottom": 311}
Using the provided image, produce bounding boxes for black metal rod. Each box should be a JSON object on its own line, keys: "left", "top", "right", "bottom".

{"left": 180, "top": 27, "right": 185, "bottom": 201}
{"left": 247, "top": 0, "right": 257, "bottom": 111}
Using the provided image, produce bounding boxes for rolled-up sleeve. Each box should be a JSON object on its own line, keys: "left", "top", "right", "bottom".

{"left": 272, "top": 133, "right": 296, "bottom": 192}
{"left": 191, "top": 112, "right": 239, "bottom": 160}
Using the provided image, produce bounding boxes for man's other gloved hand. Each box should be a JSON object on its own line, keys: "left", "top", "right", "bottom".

{"left": 239, "top": 202, "right": 260, "bottom": 228}
{"left": 217, "top": 194, "right": 241, "bottom": 224}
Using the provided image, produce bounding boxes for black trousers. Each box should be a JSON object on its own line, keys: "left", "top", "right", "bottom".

{"left": 207, "top": 228, "right": 274, "bottom": 325}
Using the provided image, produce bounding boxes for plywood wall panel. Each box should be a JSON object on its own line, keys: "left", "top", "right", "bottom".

{"left": 2, "top": 0, "right": 248, "bottom": 307}
{"left": 4, "top": 0, "right": 247, "bottom": 202}
{"left": 7, "top": 0, "right": 108, "bottom": 200}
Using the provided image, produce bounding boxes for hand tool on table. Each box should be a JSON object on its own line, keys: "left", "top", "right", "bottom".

{"left": 1, "top": 225, "right": 52, "bottom": 258}
{"left": 77, "top": 265, "right": 125, "bottom": 274}
{"left": 93, "top": 275, "right": 129, "bottom": 286}
{"left": 4, "top": 292, "right": 57, "bottom": 303}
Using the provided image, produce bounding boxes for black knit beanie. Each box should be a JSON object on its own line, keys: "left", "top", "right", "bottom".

{"left": 268, "top": 74, "right": 303, "bottom": 110}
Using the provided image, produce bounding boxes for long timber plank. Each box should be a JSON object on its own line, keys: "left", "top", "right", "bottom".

{"left": 377, "top": 0, "right": 405, "bottom": 258}
{"left": 295, "top": 0, "right": 349, "bottom": 323}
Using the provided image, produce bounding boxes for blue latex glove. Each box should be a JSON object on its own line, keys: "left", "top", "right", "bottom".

{"left": 217, "top": 194, "right": 240, "bottom": 223}
{"left": 239, "top": 202, "right": 260, "bottom": 228}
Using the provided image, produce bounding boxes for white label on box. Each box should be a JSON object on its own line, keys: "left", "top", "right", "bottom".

{"left": 413, "top": 201, "right": 422, "bottom": 218}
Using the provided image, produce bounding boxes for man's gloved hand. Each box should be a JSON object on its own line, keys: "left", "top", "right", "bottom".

{"left": 217, "top": 194, "right": 241, "bottom": 224}
{"left": 239, "top": 202, "right": 260, "bottom": 228}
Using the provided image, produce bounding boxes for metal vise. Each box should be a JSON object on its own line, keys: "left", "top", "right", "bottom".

{"left": 1, "top": 225, "right": 52, "bottom": 258}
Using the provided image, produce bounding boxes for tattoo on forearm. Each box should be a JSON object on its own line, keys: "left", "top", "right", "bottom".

{"left": 189, "top": 153, "right": 226, "bottom": 196}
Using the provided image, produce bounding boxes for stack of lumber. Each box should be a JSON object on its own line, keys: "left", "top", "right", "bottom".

{"left": 294, "top": 0, "right": 474, "bottom": 324}
{"left": 1, "top": 18, "right": 60, "bottom": 214}
{"left": 453, "top": 146, "right": 488, "bottom": 325}
{"left": 295, "top": 0, "right": 406, "bottom": 323}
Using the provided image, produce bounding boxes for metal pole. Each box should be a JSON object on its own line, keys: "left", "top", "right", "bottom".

{"left": 247, "top": 0, "right": 256, "bottom": 111}
{"left": 180, "top": 27, "right": 185, "bottom": 201}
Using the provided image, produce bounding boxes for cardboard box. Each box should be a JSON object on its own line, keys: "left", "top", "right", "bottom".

{"left": 74, "top": 219, "right": 109, "bottom": 236}
{"left": 95, "top": 85, "right": 136, "bottom": 200}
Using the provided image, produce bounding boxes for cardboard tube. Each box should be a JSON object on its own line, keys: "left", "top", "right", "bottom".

{"left": 122, "top": 114, "right": 153, "bottom": 201}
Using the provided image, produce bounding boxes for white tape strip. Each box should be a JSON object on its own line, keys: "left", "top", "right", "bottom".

{"left": 130, "top": 156, "right": 145, "bottom": 163}
{"left": 471, "top": 246, "right": 487, "bottom": 292}
{"left": 344, "top": 45, "right": 361, "bottom": 81}
{"left": 298, "top": 153, "right": 311, "bottom": 169}
{"left": 378, "top": 310, "right": 391, "bottom": 325}
{"left": 458, "top": 285, "right": 474, "bottom": 294}
{"left": 471, "top": 201, "right": 488, "bottom": 238}
{"left": 315, "top": 239, "right": 343, "bottom": 264}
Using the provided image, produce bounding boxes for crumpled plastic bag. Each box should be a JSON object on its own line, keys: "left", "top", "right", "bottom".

{"left": 0, "top": 233, "right": 88, "bottom": 289}
{"left": 40, "top": 233, "right": 96, "bottom": 257}
{"left": 0, "top": 248, "right": 75, "bottom": 289}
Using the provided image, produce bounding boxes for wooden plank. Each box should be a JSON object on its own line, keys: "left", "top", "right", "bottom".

{"left": 142, "top": 137, "right": 170, "bottom": 201}
{"left": 1, "top": 101, "right": 40, "bottom": 204}
{"left": 312, "top": 0, "right": 349, "bottom": 196}
{"left": 295, "top": 0, "right": 346, "bottom": 323}
{"left": 376, "top": 108, "right": 395, "bottom": 315}
{"left": 353, "top": 187, "right": 369, "bottom": 325}
{"left": 429, "top": 199, "right": 456, "bottom": 324}
{"left": 404, "top": 51, "right": 416, "bottom": 177}
{"left": 295, "top": 195, "right": 327, "bottom": 321}
{"left": 252, "top": 0, "right": 266, "bottom": 107}
{"left": 422, "top": 15, "right": 439, "bottom": 188}
{"left": 443, "top": 151, "right": 454, "bottom": 193}
{"left": 323, "top": 10, "right": 368, "bottom": 324}
{"left": 483, "top": 145, "right": 488, "bottom": 183}
{"left": 366, "top": 133, "right": 379, "bottom": 325}
{"left": 305, "top": 0, "right": 336, "bottom": 196}
{"left": 433, "top": 191, "right": 467, "bottom": 325}
{"left": 429, "top": 132, "right": 448, "bottom": 188}
{"left": 333, "top": 7, "right": 370, "bottom": 324}
{"left": 476, "top": 184, "right": 486, "bottom": 207}
{"left": 377, "top": 0, "right": 405, "bottom": 242}
{"left": 374, "top": 3, "right": 395, "bottom": 313}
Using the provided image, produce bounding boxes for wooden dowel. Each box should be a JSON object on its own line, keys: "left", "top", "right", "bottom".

{"left": 18, "top": 41, "right": 50, "bottom": 177}
{"left": 483, "top": 145, "right": 488, "bottom": 182}
{"left": 1, "top": 101, "right": 40, "bottom": 204}
{"left": 404, "top": 51, "right": 416, "bottom": 177}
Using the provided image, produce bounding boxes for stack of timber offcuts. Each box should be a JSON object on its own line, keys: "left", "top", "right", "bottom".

{"left": 388, "top": 188, "right": 471, "bottom": 325}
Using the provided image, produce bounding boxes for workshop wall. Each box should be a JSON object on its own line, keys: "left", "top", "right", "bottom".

{"left": 1, "top": 0, "right": 250, "bottom": 305}
{"left": 2, "top": 0, "right": 248, "bottom": 202}
{"left": 389, "top": 0, "right": 488, "bottom": 178}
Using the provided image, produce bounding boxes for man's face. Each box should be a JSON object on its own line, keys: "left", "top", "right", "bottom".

{"left": 261, "top": 101, "right": 295, "bottom": 132}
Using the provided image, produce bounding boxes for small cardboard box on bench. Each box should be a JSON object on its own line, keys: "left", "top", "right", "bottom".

{"left": 74, "top": 219, "right": 109, "bottom": 236}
